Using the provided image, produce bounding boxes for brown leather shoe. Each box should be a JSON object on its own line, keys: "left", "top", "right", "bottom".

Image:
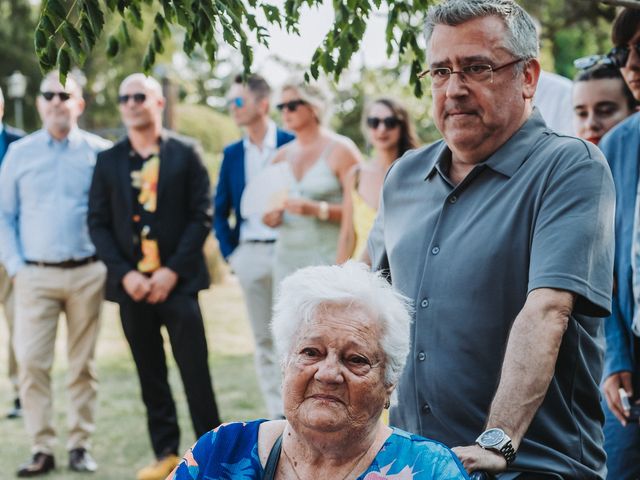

{"left": 69, "top": 448, "right": 97, "bottom": 473}
{"left": 16, "top": 452, "right": 55, "bottom": 477}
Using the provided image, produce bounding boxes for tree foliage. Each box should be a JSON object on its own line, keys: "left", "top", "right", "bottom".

{"left": 38, "top": 0, "right": 431, "bottom": 96}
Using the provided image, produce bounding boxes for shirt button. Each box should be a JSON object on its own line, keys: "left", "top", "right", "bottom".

{"left": 420, "top": 298, "right": 429, "bottom": 308}
{"left": 418, "top": 351, "right": 426, "bottom": 361}
{"left": 422, "top": 403, "right": 431, "bottom": 414}
{"left": 431, "top": 246, "right": 440, "bottom": 255}
{"left": 449, "top": 196, "right": 457, "bottom": 204}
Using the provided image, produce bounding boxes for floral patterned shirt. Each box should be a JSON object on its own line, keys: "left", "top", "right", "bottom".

{"left": 169, "top": 419, "right": 469, "bottom": 479}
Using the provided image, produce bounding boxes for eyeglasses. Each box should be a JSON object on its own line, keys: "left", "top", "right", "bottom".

{"left": 227, "top": 97, "right": 244, "bottom": 108}
{"left": 41, "top": 91, "right": 71, "bottom": 102}
{"left": 118, "top": 93, "right": 147, "bottom": 105}
{"left": 366, "top": 116, "right": 400, "bottom": 130}
{"left": 573, "top": 54, "right": 614, "bottom": 70}
{"left": 607, "top": 42, "right": 640, "bottom": 68}
{"left": 419, "top": 58, "right": 524, "bottom": 89}
{"left": 276, "top": 99, "right": 307, "bottom": 112}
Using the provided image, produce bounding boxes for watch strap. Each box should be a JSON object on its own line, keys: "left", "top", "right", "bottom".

{"left": 499, "top": 441, "right": 517, "bottom": 465}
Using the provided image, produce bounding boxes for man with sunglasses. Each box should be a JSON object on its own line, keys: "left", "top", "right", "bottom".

{"left": 596, "top": 7, "right": 640, "bottom": 480}
{"left": 0, "top": 72, "right": 111, "bottom": 476}
{"left": 368, "top": 1, "right": 614, "bottom": 478}
{"left": 88, "top": 73, "right": 222, "bottom": 480}
{"left": 213, "top": 74, "right": 293, "bottom": 420}
{"left": 0, "top": 85, "right": 25, "bottom": 422}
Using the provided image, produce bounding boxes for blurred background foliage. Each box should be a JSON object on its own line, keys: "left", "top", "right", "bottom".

{"left": 0, "top": 0, "right": 621, "bottom": 152}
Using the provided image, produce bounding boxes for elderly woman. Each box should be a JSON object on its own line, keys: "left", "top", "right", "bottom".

{"left": 262, "top": 80, "right": 360, "bottom": 289}
{"left": 169, "top": 262, "right": 468, "bottom": 479}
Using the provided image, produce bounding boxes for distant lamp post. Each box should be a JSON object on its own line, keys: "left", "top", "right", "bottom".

{"left": 7, "top": 71, "right": 27, "bottom": 130}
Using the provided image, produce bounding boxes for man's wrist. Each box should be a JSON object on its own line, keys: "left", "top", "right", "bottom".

{"left": 475, "top": 427, "right": 517, "bottom": 465}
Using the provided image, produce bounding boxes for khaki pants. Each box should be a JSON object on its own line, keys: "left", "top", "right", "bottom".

{"left": 229, "top": 242, "right": 283, "bottom": 418}
{"left": 13, "top": 261, "right": 106, "bottom": 454}
{"left": 0, "top": 264, "right": 18, "bottom": 395}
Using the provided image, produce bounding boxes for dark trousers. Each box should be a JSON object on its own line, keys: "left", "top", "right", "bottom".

{"left": 119, "top": 293, "right": 221, "bottom": 458}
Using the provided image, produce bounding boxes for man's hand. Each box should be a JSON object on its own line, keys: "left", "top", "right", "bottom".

{"left": 147, "top": 267, "right": 178, "bottom": 304}
{"left": 262, "top": 209, "right": 284, "bottom": 228}
{"left": 602, "top": 371, "right": 633, "bottom": 425}
{"left": 452, "top": 445, "right": 507, "bottom": 475}
{"left": 122, "top": 270, "right": 151, "bottom": 302}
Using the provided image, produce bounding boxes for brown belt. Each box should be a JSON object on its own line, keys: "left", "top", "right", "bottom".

{"left": 25, "top": 255, "right": 98, "bottom": 269}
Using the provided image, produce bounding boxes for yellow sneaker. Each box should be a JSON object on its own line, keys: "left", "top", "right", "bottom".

{"left": 136, "top": 454, "right": 180, "bottom": 480}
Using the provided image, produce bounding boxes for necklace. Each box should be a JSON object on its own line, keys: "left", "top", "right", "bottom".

{"left": 281, "top": 441, "right": 372, "bottom": 480}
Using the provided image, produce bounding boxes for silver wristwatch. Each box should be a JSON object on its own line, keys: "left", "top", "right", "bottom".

{"left": 475, "top": 428, "right": 517, "bottom": 465}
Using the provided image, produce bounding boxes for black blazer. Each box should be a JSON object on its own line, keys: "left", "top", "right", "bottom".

{"left": 88, "top": 130, "right": 212, "bottom": 302}
{"left": 0, "top": 124, "right": 26, "bottom": 163}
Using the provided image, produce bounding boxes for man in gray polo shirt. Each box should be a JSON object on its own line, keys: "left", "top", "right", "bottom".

{"left": 368, "top": 1, "right": 615, "bottom": 478}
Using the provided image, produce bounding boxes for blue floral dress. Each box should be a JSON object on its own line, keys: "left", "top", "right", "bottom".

{"left": 169, "top": 419, "right": 469, "bottom": 479}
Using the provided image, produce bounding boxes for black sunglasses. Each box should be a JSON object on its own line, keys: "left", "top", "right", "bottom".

{"left": 608, "top": 42, "right": 640, "bottom": 68}
{"left": 276, "top": 99, "right": 306, "bottom": 112}
{"left": 118, "top": 93, "right": 147, "bottom": 105}
{"left": 41, "top": 91, "right": 71, "bottom": 102}
{"left": 367, "top": 116, "right": 400, "bottom": 130}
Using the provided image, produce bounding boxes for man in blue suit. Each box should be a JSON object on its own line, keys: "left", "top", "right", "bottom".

{"left": 0, "top": 86, "right": 25, "bottom": 420}
{"left": 599, "top": 7, "right": 640, "bottom": 479}
{"left": 213, "top": 74, "right": 293, "bottom": 419}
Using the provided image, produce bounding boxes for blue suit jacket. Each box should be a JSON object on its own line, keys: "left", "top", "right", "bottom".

{"left": 0, "top": 124, "right": 26, "bottom": 165}
{"left": 599, "top": 112, "right": 640, "bottom": 379}
{"left": 213, "top": 128, "right": 294, "bottom": 259}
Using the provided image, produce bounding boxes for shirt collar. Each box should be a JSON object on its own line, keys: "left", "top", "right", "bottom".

{"left": 45, "top": 126, "right": 81, "bottom": 147}
{"left": 425, "top": 108, "right": 548, "bottom": 181}
{"left": 243, "top": 120, "right": 277, "bottom": 150}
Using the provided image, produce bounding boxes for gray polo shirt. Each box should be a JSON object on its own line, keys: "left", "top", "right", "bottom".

{"left": 369, "top": 110, "right": 615, "bottom": 478}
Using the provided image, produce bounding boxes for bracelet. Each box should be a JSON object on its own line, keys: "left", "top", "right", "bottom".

{"left": 317, "top": 201, "right": 330, "bottom": 221}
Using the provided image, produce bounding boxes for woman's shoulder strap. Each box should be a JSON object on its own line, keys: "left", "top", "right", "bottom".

{"left": 263, "top": 433, "right": 283, "bottom": 480}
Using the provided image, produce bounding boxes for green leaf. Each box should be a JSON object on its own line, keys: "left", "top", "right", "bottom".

{"left": 152, "top": 29, "right": 164, "bottom": 54}
{"left": 142, "top": 46, "right": 155, "bottom": 74}
{"left": 57, "top": 47, "right": 71, "bottom": 79}
{"left": 106, "top": 35, "right": 119, "bottom": 57}
{"left": 119, "top": 21, "right": 131, "bottom": 46}
{"left": 35, "top": 28, "right": 47, "bottom": 51}
{"left": 105, "top": 0, "right": 118, "bottom": 12}
{"left": 45, "top": 38, "right": 58, "bottom": 66}
{"left": 154, "top": 13, "right": 170, "bottom": 36}
{"left": 46, "top": 0, "right": 68, "bottom": 22}
{"left": 160, "top": 0, "right": 175, "bottom": 22}
{"left": 61, "top": 22, "right": 84, "bottom": 60}
{"left": 40, "top": 14, "right": 56, "bottom": 35}
{"left": 80, "top": 15, "right": 97, "bottom": 50}
{"left": 127, "top": 3, "right": 144, "bottom": 29}
{"left": 83, "top": 0, "right": 105, "bottom": 35}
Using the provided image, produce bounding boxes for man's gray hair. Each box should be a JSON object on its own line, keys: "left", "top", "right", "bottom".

{"left": 425, "top": 0, "right": 539, "bottom": 61}
{"left": 272, "top": 261, "right": 413, "bottom": 386}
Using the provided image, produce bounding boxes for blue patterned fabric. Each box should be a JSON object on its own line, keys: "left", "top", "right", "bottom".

{"left": 170, "top": 419, "right": 469, "bottom": 479}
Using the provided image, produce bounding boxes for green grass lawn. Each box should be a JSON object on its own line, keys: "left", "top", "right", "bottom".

{"left": 0, "top": 275, "right": 266, "bottom": 479}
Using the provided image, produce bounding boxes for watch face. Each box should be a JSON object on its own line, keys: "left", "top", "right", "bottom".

{"left": 479, "top": 428, "right": 505, "bottom": 447}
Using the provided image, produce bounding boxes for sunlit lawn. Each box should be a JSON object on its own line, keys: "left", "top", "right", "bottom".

{"left": 0, "top": 273, "right": 265, "bottom": 479}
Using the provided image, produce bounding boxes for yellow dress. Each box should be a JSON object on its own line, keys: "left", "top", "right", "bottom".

{"left": 351, "top": 187, "right": 378, "bottom": 260}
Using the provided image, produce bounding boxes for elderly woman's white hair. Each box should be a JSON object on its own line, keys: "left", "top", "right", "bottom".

{"left": 272, "top": 261, "right": 413, "bottom": 386}
{"left": 280, "top": 77, "right": 332, "bottom": 125}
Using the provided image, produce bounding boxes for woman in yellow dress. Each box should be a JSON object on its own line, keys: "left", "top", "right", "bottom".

{"left": 337, "top": 98, "right": 419, "bottom": 264}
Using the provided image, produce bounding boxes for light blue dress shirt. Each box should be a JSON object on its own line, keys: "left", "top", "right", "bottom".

{"left": 0, "top": 128, "right": 112, "bottom": 276}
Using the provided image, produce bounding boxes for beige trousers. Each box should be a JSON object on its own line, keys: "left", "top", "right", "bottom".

{"left": 0, "top": 263, "right": 18, "bottom": 394}
{"left": 229, "top": 242, "right": 283, "bottom": 418}
{"left": 13, "top": 261, "right": 106, "bottom": 454}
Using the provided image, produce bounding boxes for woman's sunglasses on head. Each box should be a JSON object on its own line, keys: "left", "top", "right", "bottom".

{"left": 118, "top": 93, "right": 147, "bottom": 105}
{"left": 573, "top": 54, "right": 615, "bottom": 70}
{"left": 366, "top": 116, "right": 400, "bottom": 130}
{"left": 40, "top": 91, "right": 71, "bottom": 102}
{"left": 276, "top": 99, "right": 307, "bottom": 112}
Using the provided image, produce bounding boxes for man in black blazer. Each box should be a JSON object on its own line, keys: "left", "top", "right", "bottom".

{"left": 88, "top": 74, "right": 221, "bottom": 480}
{"left": 0, "top": 86, "right": 25, "bottom": 420}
